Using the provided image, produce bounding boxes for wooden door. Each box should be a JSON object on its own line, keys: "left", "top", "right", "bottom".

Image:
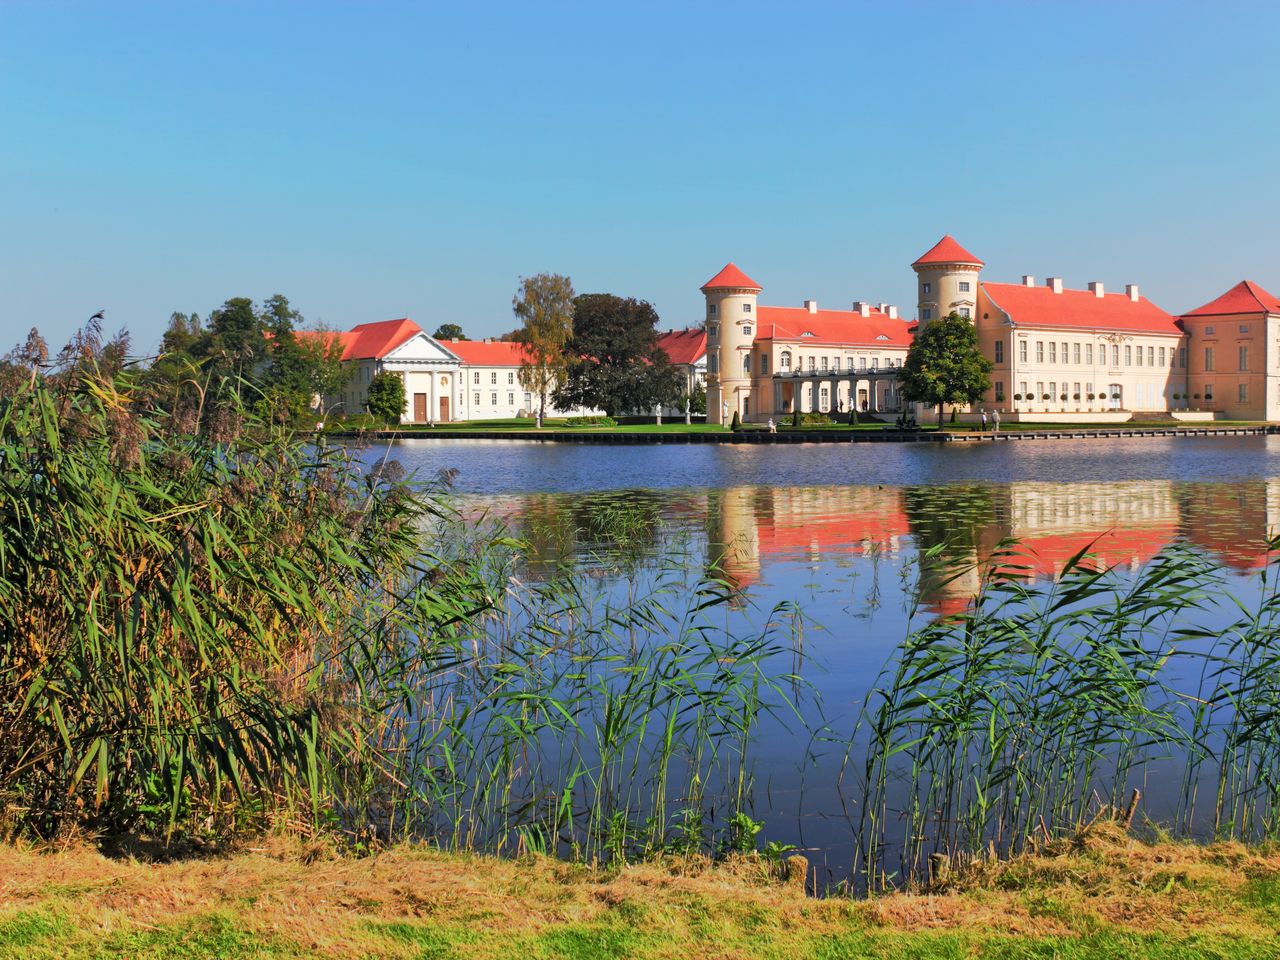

{"left": 439, "top": 396, "right": 450, "bottom": 422}
{"left": 413, "top": 393, "right": 427, "bottom": 422}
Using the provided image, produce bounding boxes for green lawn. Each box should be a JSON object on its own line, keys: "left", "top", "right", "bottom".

{"left": 325, "top": 417, "right": 1273, "bottom": 437}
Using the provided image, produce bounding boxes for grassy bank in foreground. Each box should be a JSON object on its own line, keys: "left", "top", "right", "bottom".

{"left": 3, "top": 826, "right": 1279, "bottom": 959}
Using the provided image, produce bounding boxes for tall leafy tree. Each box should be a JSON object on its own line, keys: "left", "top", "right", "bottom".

{"left": 512, "top": 273, "right": 575, "bottom": 419}
{"left": 366, "top": 371, "right": 406, "bottom": 424}
{"left": 432, "top": 323, "right": 465, "bottom": 341}
{"left": 898, "top": 312, "right": 993, "bottom": 427}
{"left": 553, "top": 294, "right": 682, "bottom": 417}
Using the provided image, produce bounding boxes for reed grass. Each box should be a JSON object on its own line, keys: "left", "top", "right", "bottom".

{"left": 0, "top": 338, "right": 804, "bottom": 862}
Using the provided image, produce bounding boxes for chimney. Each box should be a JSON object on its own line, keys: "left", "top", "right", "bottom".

{"left": 803, "top": 299, "right": 818, "bottom": 314}
{"left": 1022, "top": 275, "right": 1036, "bottom": 287}
{"left": 877, "top": 302, "right": 888, "bottom": 313}
{"left": 887, "top": 305, "right": 899, "bottom": 320}
{"left": 1088, "top": 281, "right": 1105, "bottom": 298}
{"left": 853, "top": 300, "right": 871, "bottom": 317}
{"left": 1126, "top": 283, "right": 1140, "bottom": 302}
{"left": 1047, "top": 277, "right": 1064, "bottom": 294}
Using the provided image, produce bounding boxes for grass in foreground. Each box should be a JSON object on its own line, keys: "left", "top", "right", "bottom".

{"left": 3, "top": 825, "right": 1279, "bottom": 959}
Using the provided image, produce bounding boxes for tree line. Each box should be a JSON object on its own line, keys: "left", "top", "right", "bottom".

{"left": 3, "top": 277, "right": 703, "bottom": 427}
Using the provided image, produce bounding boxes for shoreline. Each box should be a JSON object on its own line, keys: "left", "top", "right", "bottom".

{"left": 326, "top": 424, "right": 1280, "bottom": 444}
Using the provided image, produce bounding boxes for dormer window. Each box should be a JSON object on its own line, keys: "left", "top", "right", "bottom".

{"left": 876, "top": 334, "right": 889, "bottom": 341}
{"left": 802, "top": 331, "right": 814, "bottom": 337}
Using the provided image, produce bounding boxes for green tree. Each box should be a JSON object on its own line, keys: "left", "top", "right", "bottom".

{"left": 366, "top": 371, "right": 406, "bottom": 424}
{"left": 684, "top": 379, "right": 707, "bottom": 416}
{"left": 898, "top": 312, "right": 993, "bottom": 428}
{"left": 192, "top": 297, "right": 267, "bottom": 386}
{"left": 553, "top": 294, "right": 683, "bottom": 417}
{"left": 297, "top": 326, "right": 351, "bottom": 409}
{"left": 432, "top": 323, "right": 465, "bottom": 341}
{"left": 513, "top": 273, "right": 575, "bottom": 419}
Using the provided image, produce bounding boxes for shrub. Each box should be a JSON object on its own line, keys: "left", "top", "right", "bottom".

{"left": 1013, "top": 393, "right": 1023, "bottom": 401}
{"left": 730, "top": 410, "right": 741, "bottom": 431}
{"left": 564, "top": 415, "right": 616, "bottom": 427}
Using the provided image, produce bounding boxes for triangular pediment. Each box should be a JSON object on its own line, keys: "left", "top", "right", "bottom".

{"left": 384, "top": 333, "right": 462, "bottom": 363}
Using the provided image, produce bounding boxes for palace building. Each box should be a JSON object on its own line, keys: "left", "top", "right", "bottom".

{"left": 315, "top": 235, "right": 1278, "bottom": 426}
{"left": 704, "top": 235, "right": 1280, "bottom": 425}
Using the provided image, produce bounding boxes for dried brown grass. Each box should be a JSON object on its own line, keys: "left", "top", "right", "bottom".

{"left": 1, "top": 824, "right": 1278, "bottom": 956}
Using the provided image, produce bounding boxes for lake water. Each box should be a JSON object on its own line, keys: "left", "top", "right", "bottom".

{"left": 359, "top": 436, "right": 1280, "bottom": 885}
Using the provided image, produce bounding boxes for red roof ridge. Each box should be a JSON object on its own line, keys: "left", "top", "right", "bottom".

{"left": 981, "top": 282, "right": 1180, "bottom": 335}
{"left": 702, "top": 263, "right": 762, "bottom": 291}
{"left": 1182, "top": 280, "right": 1280, "bottom": 318}
{"left": 913, "top": 235, "right": 984, "bottom": 268}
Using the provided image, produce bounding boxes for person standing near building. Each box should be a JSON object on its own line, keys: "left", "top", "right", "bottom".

{"left": 980, "top": 409, "right": 988, "bottom": 431}
{"left": 992, "top": 408, "right": 1000, "bottom": 434}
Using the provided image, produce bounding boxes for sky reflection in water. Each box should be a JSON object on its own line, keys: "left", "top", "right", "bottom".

{"left": 361, "top": 437, "right": 1280, "bottom": 881}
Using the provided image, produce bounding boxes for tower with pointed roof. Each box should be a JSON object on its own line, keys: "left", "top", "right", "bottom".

{"left": 912, "top": 235, "right": 985, "bottom": 329}
{"left": 702, "top": 263, "right": 762, "bottom": 425}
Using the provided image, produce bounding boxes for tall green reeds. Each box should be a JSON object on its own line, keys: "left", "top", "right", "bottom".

{"left": 851, "top": 542, "right": 1222, "bottom": 889}
{"left": 0, "top": 336, "right": 802, "bottom": 859}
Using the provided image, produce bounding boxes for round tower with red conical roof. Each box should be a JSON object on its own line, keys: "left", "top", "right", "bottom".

{"left": 701, "top": 263, "right": 762, "bottom": 425}
{"left": 912, "top": 235, "right": 984, "bottom": 329}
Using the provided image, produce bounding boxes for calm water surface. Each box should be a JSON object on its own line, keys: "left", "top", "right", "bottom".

{"left": 361, "top": 436, "right": 1280, "bottom": 882}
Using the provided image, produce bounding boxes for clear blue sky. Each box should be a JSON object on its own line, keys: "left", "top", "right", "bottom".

{"left": 3, "top": 1, "right": 1279, "bottom": 351}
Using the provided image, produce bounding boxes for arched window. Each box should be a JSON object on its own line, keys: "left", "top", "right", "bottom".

{"left": 780, "top": 351, "right": 792, "bottom": 370}
{"left": 742, "top": 354, "right": 751, "bottom": 374}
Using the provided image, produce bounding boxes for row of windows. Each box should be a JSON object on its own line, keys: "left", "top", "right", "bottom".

{"left": 1202, "top": 347, "right": 1250, "bottom": 372}
{"left": 470, "top": 391, "right": 532, "bottom": 406}
{"left": 707, "top": 303, "right": 752, "bottom": 316}
{"left": 1202, "top": 325, "right": 1251, "bottom": 335}
{"left": 709, "top": 353, "right": 902, "bottom": 375}
{"left": 1015, "top": 340, "right": 1187, "bottom": 369}
{"left": 919, "top": 281, "right": 972, "bottom": 295}
{"left": 920, "top": 307, "right": 970, "bottom": 321}
{"left": 473, "top": 371, "right": 518, "bottom": 385}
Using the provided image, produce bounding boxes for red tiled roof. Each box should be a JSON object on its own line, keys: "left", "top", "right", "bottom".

{"left": 297, "top": 318, "right": 423, "bottom": 360}
{"left": 701, "top": 263, "right": 762, "bottom": 291}
{"left": 756, "top": 306, "right": 913, "bottom": 348}
{"left": 982, "top": 283, "right": 1182, "bottom": 335}
{"left": 445, "top": 339, "right": 530, "bottom": 365}
{"left": 913, "top": 235, "right": 984, "bottom": 268}
{"left": 656, "top": 328, "right": 707, "bottom": 365}
{"left": 1182, "top": 280, "right": 1280, "bottom": 318}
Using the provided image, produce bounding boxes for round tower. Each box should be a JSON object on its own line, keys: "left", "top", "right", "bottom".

{"left": 912, "top": 235, "right": 984, "bottom": 328}
{"left": 701, "top": 263, "right": 762, "bottom": 426}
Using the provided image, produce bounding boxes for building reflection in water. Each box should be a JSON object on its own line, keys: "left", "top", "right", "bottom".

{"left": 464, "top": 479, "right": 1280, "bottom": 620}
